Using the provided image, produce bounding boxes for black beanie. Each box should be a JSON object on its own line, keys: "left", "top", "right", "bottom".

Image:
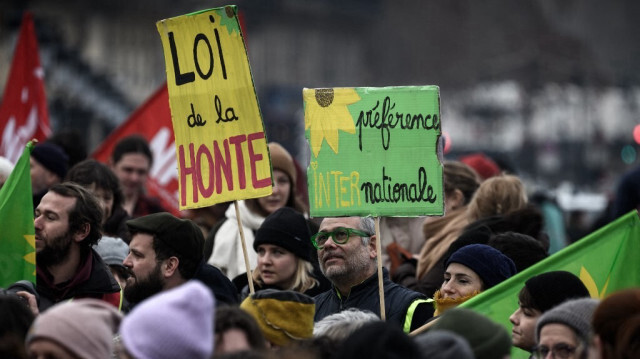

{"left": 524, "top": 271, "right": 590, "bottom": 312}
{"left": 31, "top": 142, "right": 69, "bottom": 179}
{"left": 253, "top": 207, "right": 312, "bottom": 262}
{"left": 445, "top": 244, "right": 516, "bottom": 289}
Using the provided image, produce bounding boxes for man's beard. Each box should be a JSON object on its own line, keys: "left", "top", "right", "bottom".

{"left": 123, "top": 263, "right": 165, "bottom": 304}
{"left": 36, "top": 232, "right": 73, "bottom": 268}
{"left": 319, "top": 246, "right": 371, "bottom": 285}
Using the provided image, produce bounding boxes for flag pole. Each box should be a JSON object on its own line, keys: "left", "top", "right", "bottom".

{"left": 234, "top": 200, "right": 255, "bottom": 295}
{"left": 375, "top": 216, "right": 386, "bottom": 320}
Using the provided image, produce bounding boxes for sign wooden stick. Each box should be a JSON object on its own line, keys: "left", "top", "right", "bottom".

{"left": 375, "top": 216, "right": 386, "bottom": 320}
{"left": 235, "top": 200, "right": 255, "bottom": 295}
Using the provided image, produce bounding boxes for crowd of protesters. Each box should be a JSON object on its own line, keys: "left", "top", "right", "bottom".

{"left": 1, "top": 134, "right": 639, "bottom": 359}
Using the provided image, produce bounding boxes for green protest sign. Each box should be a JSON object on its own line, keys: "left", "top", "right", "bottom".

{"left": 304, "top": 86, "right": 443, "bottom": 217}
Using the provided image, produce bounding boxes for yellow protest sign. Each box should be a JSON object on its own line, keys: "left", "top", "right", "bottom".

{"left": 157, "top": 6, "right": 271, "bottom": 210}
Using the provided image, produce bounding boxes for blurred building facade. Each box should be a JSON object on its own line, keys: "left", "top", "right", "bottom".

{"left": 1, "top": 0, "right": 639, "bottom": 194}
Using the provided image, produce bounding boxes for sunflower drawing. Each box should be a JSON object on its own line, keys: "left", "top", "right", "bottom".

{"left": 303, "top": 87, "right": 360, "bottom": 158}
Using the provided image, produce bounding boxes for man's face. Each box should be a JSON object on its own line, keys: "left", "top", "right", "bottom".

{"left": 34, "top": 192, "right": 77, "bottom": 267}
{"left": 111, "top": 153, "right": 150, "bottom": 198}
{"left": 317, "top": 217, "right": 374, "bottom": 285}
{"left": 122, "top": 233, "right": 165, "bottom": 303}
{"left": 87, "top": 183, "right": 114, "bottom": 224}
{"left": 509, "top": 305, "right": 542, "bottom": 351}
{"left": 537, "top": 323, "right": 583, "bottom": 359}
{"left": 30, "top": 157, "right": 59, "bottom": 194}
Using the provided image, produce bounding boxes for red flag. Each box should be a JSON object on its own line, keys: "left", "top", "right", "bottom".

{"left": 0, "top": 12, "right": 51, "bottom": 164}
{"left": 93, "top": 84, "right": 180, "bottom": 216}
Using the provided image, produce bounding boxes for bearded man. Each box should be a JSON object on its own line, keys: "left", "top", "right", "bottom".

{"left": 31, "top": 182, "right": 121, "bottom": 312}
{"left": 122, "top": 212, "right": 208, "bottom": 307}
{"left": 312, "top": 216, "right": 434, "bottom": 333}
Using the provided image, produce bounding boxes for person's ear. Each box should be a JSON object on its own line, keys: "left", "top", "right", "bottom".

{"left": 73, "top": 223, "right": 90, "bottom": 243}
{"left": 162, "top": 257, "right": 180, "bottom": 277}
{"left": 449, "top": 189, "right": 465, "bottom": 210}
{"left": 368, "top": 234, "right": 377, "bottom": 259}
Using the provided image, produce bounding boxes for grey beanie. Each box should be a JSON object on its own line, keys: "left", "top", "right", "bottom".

{"left": 94, "top": 236, "right": 129, "bottom": 267}
{"left": 536, "top": 298, "right": 599, "bottom": 344}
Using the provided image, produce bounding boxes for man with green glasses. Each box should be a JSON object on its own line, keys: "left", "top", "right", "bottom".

{"left": 312, "top": 216, "right": 434, "bottom": 333}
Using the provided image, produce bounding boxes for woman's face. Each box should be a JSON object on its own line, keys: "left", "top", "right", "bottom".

{"left": 440, "top": 262, "right": 483, "bottom": 299}
{"left": 88, "top": 183, "right": 115, "bottom": 224}
{"left": 257, "top": 169, "right": 291, "bottom": 215}
{"left": 257, "top": 244, "right": 297, "bottom": 289}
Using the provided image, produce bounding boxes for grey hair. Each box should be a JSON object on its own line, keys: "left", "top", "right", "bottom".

{"left": 359, "top": 217, "right": 375, "bottom": 245}
{"left": 313, "top": 308, "right": 380, "bottom": 340}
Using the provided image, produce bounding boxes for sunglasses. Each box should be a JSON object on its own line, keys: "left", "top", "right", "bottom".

{"left": 311, "top": 227, "right": 370, "bottom": 250}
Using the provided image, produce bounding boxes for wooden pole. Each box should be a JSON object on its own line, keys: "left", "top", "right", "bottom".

{"left": 375, "top": 217, "right": 386, "bottom": 321}
{"left": 234, "top": 200, "right": 255, "bottom": 295}
{"left": 409, "top": 317, "right": 439, "bottom": 336}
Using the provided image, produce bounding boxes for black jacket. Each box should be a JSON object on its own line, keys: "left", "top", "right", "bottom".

{"left": 36, "top": 249, "right": 121, "bottom": 312}
{"left": 314, "top": 268, "right": 434, "bottom": 332}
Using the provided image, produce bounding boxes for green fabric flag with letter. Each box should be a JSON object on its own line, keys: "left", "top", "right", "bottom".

{"left": 0, "top": 141, "right": 36, "bottom": 288}
{"left": 460, "top": 210, "right": 640, "bottom": 358}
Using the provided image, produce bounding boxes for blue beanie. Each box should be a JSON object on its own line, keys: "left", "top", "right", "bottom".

{"left": 31, "top": 142, "right": 69, "bottom": 179}
{"left": 445, "top": 244, "right": 516, "bottom": 289}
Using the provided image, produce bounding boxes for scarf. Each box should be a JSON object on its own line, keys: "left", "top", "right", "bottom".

{"left": 207, "top": 201, "right": 265, "bottom": 279}
{"left": 432, "top": 289, "right": 481, "bottom": 317}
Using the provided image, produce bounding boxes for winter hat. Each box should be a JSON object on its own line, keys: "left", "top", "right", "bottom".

{"left": 269, "top": 142, "right": 297, "bottom": 186}
{"left": 333, "top": 321, "right": 422, "bottom": 359}
{"left": 414, "top": 330, "right": 474, "bottom": 359}
{"left": 536, "top": 297, "right": 599, "bottom": 344}
{"left": 120, "top": 281, "right": 215, "bottom": 359}
{"left": 31, "top": 142, "right": 69, "bottom": 179}
{"left": 240, "top": 289, "right": 315, "bottom": 346}
{"left": 127, "top": 212, "right": 204, "bottom": 263}
{"left": 432, "top": 307, "right": 511, "bottom": 359}
{"left": 459, "top": 153, "right": 500, "bottom": 180}
{"left": 26, "top": 299, "right": 122, "bottom": 359}
{"left": 445, "top": 244, "right": 516, "bottom": 289}
{"left": 253, "top": 207, "right": 312, "bottom": 261}
{"left": 93, "top": 236, "right": 129, "bottom": 268}
{"left": 525, "top": 271, "right": 590, "bottom": 312}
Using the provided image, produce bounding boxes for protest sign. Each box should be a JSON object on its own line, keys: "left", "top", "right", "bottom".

{"left": 304, "top": 86, "right": 443, "bottom": 217}
{"left": 157, "top": 6, "right": 271, "bottom": 210}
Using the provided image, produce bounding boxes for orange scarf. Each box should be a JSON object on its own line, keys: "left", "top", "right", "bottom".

{"left": 433, "top": 289, "right": 481, "bottom": 316}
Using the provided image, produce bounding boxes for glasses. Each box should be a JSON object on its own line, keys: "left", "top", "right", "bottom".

{"left": 533, "top": 343, "right": 579, "bottom": 359}
{"left": 311, "top": 227, "right": 370, "bottom": 249}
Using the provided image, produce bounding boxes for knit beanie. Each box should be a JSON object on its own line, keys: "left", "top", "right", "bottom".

{"left": 120, "top": 281, "right": 215, "bottom": 359}
{"left": 127, "top": 212, "right": 204, "bottom": 264}
{"left": 26, "top": 299, "right": 122, "bottom": 359}
{"left": 432, "top": 307, "right": 511, "bottom": 359}
{"left": 253, "top": 207, "right": 312, "bottom": 261}
{"left": 31, "top": 142, "right": 69, "bottom": 179}
{"left": 459, "top": 153, "right": 500, "bottom": 180}
{"left": 240, "top": 289, "right": 315, "bottom": 346}
{"left": 269, "top": 142, "right": 297, "bottom": 187}
{"left": 536, "top": 298, "right": 599, "bottom": 344}
{"left": 93, "top": 236, "right": 129, "bottom": 268}
{"left": 445, "top": 244, "right": 516, "bottom": 289}
{"left": 525, "top": 271, "right": 590, "bottom": 312}
{"left": 414, "top": 330, "right": 474, "bottom": 359}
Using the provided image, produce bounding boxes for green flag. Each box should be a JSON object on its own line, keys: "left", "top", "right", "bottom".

{"left": 460, "top": 210, "right": 640, "bottom": 358}
{"left": 0, "top": 141, "right": 36, "bottom": 288}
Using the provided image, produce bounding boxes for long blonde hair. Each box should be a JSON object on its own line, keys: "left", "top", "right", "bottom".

{"left": 252, "top": 258, "right": 318, "bottom": 293}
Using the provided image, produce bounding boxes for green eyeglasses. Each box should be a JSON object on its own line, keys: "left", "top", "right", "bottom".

{"left": 311, "top": 227, "right": 370, "bottom": 249}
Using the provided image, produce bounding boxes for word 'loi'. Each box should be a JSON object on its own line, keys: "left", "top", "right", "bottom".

{"left": 157, "top": 6, "right": 271, "bottom": 209}
{"left": 304, "top": 86, "right": 444, "bottom": 217}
